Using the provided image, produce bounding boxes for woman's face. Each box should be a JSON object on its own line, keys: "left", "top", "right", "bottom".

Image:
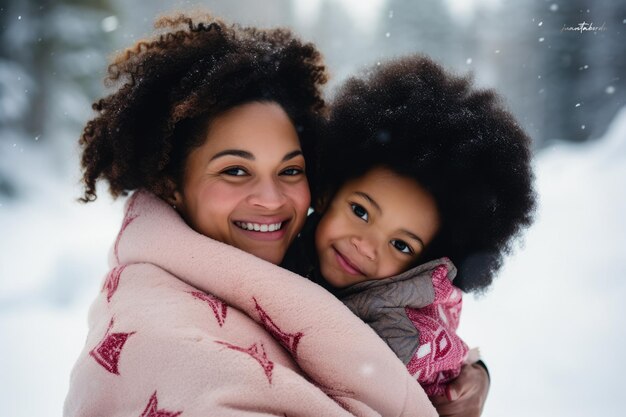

{"left": 173, "top": 101, "right": 311, "bottom": 265}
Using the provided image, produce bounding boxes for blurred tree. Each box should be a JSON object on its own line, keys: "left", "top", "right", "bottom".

{"left": 471, "top": 2, "right": 542, "bottom": 146}
{"left": 0, "top": 0, "right": 116, "bottom": 198}
{"left": 376, "top": 0, "right": 457, "bottom": 63}
{"left": 313, "top": 0, "right": 362, "bottom": 89}
{"left": 114, "top": 0, "right": 295, "bottom": 31}
{"left": 207, "top": 0, "right": 293, "bottom": 26}
{"left": 1, "top": 0, "right": 116, "bottom": 142}
{"left": 535, "top": 0, "right": 626, "bottom": 143}
{"left": 580, "top": 0, "right": 626, "bottom": 141}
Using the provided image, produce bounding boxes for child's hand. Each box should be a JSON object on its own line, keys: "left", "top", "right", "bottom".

{"left": 429, "top": 363, "right": 490, "bottom": 417}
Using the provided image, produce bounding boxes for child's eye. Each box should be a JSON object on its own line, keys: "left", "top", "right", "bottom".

{"left": 222, "top": 167, "right": 248, "bottom": 176}
{"left": 280, "top": 167, "right": 304, "bottom": 176}
{"left": 350, "top": 203, "right": 369, "bottom": 222}
{"left": 391, "top": 239, "right": 414, "bottom": 255}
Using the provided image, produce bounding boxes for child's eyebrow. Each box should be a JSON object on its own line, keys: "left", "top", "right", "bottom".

{"left": 354, "top": 191, "right": 424, "bottom": 247}
{"left": 400, "top": 230, "right": 425, "bottom": 248}
{"left": 354, "top": 191, "right": 381, "bottom": 213}
{"left": 210, "top": 149, "right": 303, "bottom": 162}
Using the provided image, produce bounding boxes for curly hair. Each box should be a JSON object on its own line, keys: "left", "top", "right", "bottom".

{"left": 318, "top": 55, "right": 536, "bottom": 293}
{"left": 79, "top": 12, "right": 327, "bottom": 202}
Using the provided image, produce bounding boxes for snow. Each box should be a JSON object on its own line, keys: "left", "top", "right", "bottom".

{"left": 0, "top": 61, "right": 32, "bottom": 124}
{"left": 458, "top": 107, "right": 626, "bottom": 417}
{"left": 0, "top": 142, "right": 124, "bottom": 416}
{"left": 101, "top": 16, "right": 119, "bottom": 33}
{"left": 1, "top": 110, "right": 625, "bottom": 415}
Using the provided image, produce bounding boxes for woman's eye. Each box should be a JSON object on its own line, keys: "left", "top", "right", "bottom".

{"left": 222, "top": 167, "right": 248, "bottom": 176}
{"left": 281, "top": 167, "right": 304, "bottom": 176}
{"left": 391, "top": 239, "right": 413, "bottom": 255}
{"left": 350, "top": 203, "right": 369, "bottom": 222}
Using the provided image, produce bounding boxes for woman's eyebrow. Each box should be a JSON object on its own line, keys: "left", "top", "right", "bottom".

{"left": 282, "top": 149, "right": 303, "bottom": 162}
{"left": 209, "top": 149, "right": 303, "bottom": 162}
{"left": 210, "top": 149, "right": 253, "bottom": 161}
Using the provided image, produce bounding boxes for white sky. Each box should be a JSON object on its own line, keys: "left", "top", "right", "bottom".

{"left": 293, "top": 0, "right": 502, "bottom": 28}
{"left": 444, "top": 0, "right": 502, "bottom": 22}
{"left": 293, "top": 0, "right": 387, "bottom": 30}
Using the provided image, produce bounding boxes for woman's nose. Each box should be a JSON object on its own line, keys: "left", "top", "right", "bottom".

{"left": 350, "top": 236, "right": 376, "bottom": 261}
{"left": 247, "top": 178, "right": 287, "bottom": 210}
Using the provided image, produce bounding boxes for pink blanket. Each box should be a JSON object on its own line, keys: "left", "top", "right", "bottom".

{"left": 64, "top": 191, "right": 437, "bottom": 417}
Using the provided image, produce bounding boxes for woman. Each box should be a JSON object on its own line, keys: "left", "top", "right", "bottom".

{"left": 65, "top": 13, "right": 486, "bottom": 417}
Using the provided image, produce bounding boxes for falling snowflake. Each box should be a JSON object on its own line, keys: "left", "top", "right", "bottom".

{"left": 101, "top": 16, "right": 119, "bottom": 33}
{"left": 550, "top": 4, "right": 559, "bottom": 12}
{"left": 605, "top": 86, "right": 616, "bottom": 94}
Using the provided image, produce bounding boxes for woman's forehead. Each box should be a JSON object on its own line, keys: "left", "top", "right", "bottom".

{"left": 203, "top": 102, "right": 301, "bottom": 151}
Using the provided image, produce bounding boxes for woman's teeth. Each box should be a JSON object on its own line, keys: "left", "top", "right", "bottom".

{"left": 235, "top": 221, "right": 283, "bottom": 232}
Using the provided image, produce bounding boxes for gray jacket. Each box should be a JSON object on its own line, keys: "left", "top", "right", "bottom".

{"left": 334, "top": 257, "right": 457, "bottom": 364}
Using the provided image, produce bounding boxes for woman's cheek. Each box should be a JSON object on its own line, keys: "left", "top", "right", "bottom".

{"left": 291, "top": 180, "right": 311, "bottom": 215}
{"left": 198, "top": 180, "right": 242, "bottom": 202}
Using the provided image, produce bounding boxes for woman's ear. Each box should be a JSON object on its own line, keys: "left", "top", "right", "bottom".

{"left": 160, "top": 177, "right": 184, "bottom": 210}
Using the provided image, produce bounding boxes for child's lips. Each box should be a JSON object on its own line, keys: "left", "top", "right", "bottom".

{"left": 333, "top": 247, "right": 365, "bottom": 276}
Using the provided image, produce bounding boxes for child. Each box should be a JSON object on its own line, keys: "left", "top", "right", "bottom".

{"left": 283, "top": 55, "right": 536, "bottom": 396}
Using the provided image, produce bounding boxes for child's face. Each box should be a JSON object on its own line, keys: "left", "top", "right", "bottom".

{"left": 315, "top": 167, "right": 440, "bottom": 288}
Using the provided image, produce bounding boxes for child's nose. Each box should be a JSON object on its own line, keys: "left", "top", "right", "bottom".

{"left": 350, "top": 236, "right": 376, "bottom": 261}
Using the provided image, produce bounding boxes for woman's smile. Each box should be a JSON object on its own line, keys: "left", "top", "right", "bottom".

{"left": 232, "top": 218, "right": 290, "bottom": 241}
{"left": 234, "top": 220, "right": 284, "bottom": 233}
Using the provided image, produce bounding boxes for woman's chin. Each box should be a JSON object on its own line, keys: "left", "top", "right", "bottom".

{"left": 253, "top": 250, "right": 284, "bottom": 265}
{"left": 239, "top": 244, "right": 286, "bottom": 265}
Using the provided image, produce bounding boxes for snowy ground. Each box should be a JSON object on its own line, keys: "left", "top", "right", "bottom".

{"left": 459, "top": 107, "right": 626, "bottom": 417}
{"left": 1, "top": 109, "right": 625, "bottom": 416}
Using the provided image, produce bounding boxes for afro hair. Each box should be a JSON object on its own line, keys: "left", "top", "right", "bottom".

{"left": 317, "top": 55, "right": 536, "bottom": 293}
{"left": 79, "top": 12, "right": 327, "bottom": 203}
